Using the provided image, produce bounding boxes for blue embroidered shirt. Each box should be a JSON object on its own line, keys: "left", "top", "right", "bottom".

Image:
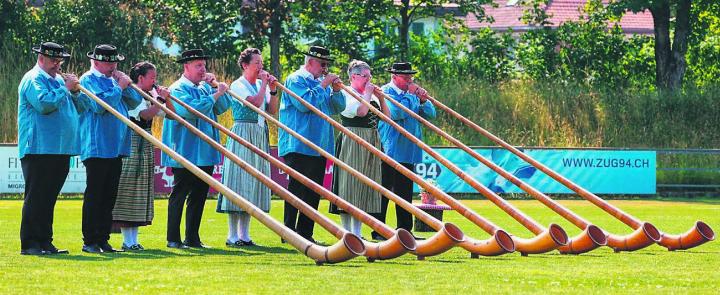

{"left": 78, "top": 68, "right": 142, "bottom": 160}
{"left": 378, "top": 81, "right": 436, "bottom": 164}
{"left": 161, "top": 75, "right": 231, "bottom": 167}
{"left": 17, "top": 64, "right": 86, "bottom": 158}
{"left": 278, "top": 67, "right": 345, "bottom": 157}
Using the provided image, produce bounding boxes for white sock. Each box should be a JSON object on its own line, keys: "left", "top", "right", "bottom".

{"left": 351, "top": 217, "right": 363, "bottom": 237}
{"left": 121, "top": 227, "right": 134, "bottom": 246}
{"left": 131, "top": 227, "right": 139, "bottom": 245}
{"left": 228, "top": 213, "right": 241, "bottom": 242}
{"left": 239, "top": 213, "right": 251, "bottom": 241}
{"left": 340, "top": 213, "right": 353, "bottom": 232}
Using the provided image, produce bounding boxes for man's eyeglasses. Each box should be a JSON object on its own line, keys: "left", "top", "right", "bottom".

{"left": 47, "top": 57, "right": 65, "bottom": 66}
{"left": 396, "top": 74, "right": 413, "bottom": 80}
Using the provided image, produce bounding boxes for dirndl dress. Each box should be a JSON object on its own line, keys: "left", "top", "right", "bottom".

{"left": 112, "top": 118, "right": 154, "bottom": 227}
{"left": 329, "top": 103, "right": 383, "bottom": 214}
{"left": 216, "top": 121, "right": 272, "bottom": 213}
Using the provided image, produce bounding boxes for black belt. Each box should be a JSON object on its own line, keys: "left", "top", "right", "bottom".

{"left": 130, "top": 117, "right": 153, "bottom": 129}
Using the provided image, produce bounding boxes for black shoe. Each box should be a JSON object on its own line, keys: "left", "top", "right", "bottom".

{"left": 167, "top": 241, "right": 189, "bottom": 249}
{"left": 99, "top": 242, "right": 123, "bottom": 253}
{"left": 304, "top": 237, "right": 327, "bottom": 246}
{"left": 20, "top": 247, "right": 47, "bottom": 255}
{"left": 412, "top": 235, "right": 426, "bottom": 241}
{"left": 372, "top": 234, "right": 387, "bottom": 241}
{"left": 41, "top": 243, "right": 69, "bottom": 254}
{"left": 240, "top": 240, "right": 257, "bottom": 246}
{"left": 226, "top": 240, "right": 243, "bottom": 248}
{"left": 82, "top": 244, "right": 103, "bottom": 254}
{"left": 184, "top": 241, "right": 210, "bottom": 249}
{"left": 122, "top": 244, "right": 144, "bottom": 251}
{"left": 280, "top": 238, "right": 286, "bottom": 244}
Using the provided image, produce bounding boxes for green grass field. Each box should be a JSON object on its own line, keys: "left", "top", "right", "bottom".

{"left": 0, "top": 199, "right": 718, "bottom": 294}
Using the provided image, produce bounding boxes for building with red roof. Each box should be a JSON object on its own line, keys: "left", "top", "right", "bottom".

{"left": 470, "top": 0, "right": 654, "bottom": 34}
{"left": 403, "top": 0, "right": 655, "bottom": 35}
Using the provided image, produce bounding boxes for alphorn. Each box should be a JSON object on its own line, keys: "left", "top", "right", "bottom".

{"left": 162, "top": 83, "right": 424, "bottom": 261}
{"left": 422, "top": 95, "right": 715, "bottom": 251}
{"left": 375, "top": 89, "right": 607, "bottom": 254}
{"left": 210, "top": 82, "right": 464, "bottom": 260}
{"left": 72, "top": 78, "right": 362, "bottom": 264}
{"left": 340, "top": 85, "right": 566, "bottom": 256}
{"left": 276, "top": 82, "right": 516, "bottom": 257}
{"left": 128, "top": 84, "right": 368, "bottom": 262}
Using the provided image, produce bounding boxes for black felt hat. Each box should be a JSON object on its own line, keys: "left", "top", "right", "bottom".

{"left": 302, "top": 45, "right": 334, "bottom": 62}
{"left": 176, "top": 49, "right": 211, "bottom": 64}
{"left": 86, "top": 44, "right": 125, "bottom": 62}
{"left": 387, "top": 62, "right": 418, "bottom": 74}
{"left": 32, "top": 42, "right": 71, "bottom": 59}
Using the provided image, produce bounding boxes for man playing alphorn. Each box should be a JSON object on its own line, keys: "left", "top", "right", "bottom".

{"left": 373, "top": 62, "right": 436, "bottom": 240}
{"left": 278, "top": 45, "right": 345, "bottom": 243}
{"left": 18, "top": 42, "right": 83, "bottom": 255}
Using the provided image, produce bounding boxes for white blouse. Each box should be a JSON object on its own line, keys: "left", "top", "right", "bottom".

{"left": 127, "top": 88, "right": 166, "bottom": 120}
{"left": 340, "top": 87, "right": 380, "bottom": 118}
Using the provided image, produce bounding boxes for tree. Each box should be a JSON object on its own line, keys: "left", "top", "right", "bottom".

{"left": 389, "top": 0, "right": 492, "bottom": 60}
{"left": 148, "top": 0, "right": 243, "bottom": 58}
{"left": 236, "top": 0, "right": 296, "bottom": 78}
{"left": 297, "top": 0, "right": 392, "bottom": 65}
{"left": 0, "top": 0, "right": 28, "bottom": 49}
{"left": 610, "top": 0, "right": 714, "bottom": 90}
{"left": 685, "top": 0, "right": 720, "bottom": 87}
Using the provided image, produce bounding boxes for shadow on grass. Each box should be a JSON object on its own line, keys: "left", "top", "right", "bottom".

{"left": 40, "top": 248, "right": 267, "bottom": 261}
{"left": 238, "top": 245, "right": 298, "bottom": 254}
{"left": 362, "top": 260, "right": 415, "bottom": 266}
{"left": 42, "top": 254, "right": 115, "bottom": 262}
{"left": 653, "top": 198, "right": 720, "bottom": 205}
{"left": 182, "top": 247, "right": 264, "bottom": 257}
{"left": 292, "top": 262, "right": 364, "bottom": 268}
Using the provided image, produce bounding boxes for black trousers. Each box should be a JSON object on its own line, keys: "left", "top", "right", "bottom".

{"left": 82, "top": 157, "right": 123, "bottom": 245}
{"left": 20, "top": 154, "right": 71, "bottom": 249}
{"left": 373, "top": 162, "right": 415, "bottom": 234}
{"left": 283, "top": 153, "right": 326, "bottom": 239}
{"left": 167, "top": 166, "right": 213, "bottom": 243}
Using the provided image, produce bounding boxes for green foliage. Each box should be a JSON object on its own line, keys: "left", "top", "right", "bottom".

{"left": 515, "top": 27, "right": 559, "bottom": 80}
{"left": 297, "top": 0, "right": 391, "bottom": 62}
{"left": 384, "top": 0, "right": 494, "bottom": 60}
{"left": 0, "top": 0, "right": 28, "bottom": 50}
{"left": 148, "top": 0, "right": 242, "bottom": 57}
{"left": 686, "top": 2, "right": 720, "bottom": 87}
{"left": 406, "top": 26, "right": 463, "bottom": 80}
{"left": 14, "top": 0, "right": 153, "bottom": 62}
{"left": 467, "top": 28, "right": 516, "bottom": 82}
{"left": 513, "top": 0, "right": 656, "bottom": 88}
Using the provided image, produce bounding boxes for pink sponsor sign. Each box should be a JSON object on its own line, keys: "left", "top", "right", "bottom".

{"left": 153, "top": 148, "right": 333, "bottom": 194}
